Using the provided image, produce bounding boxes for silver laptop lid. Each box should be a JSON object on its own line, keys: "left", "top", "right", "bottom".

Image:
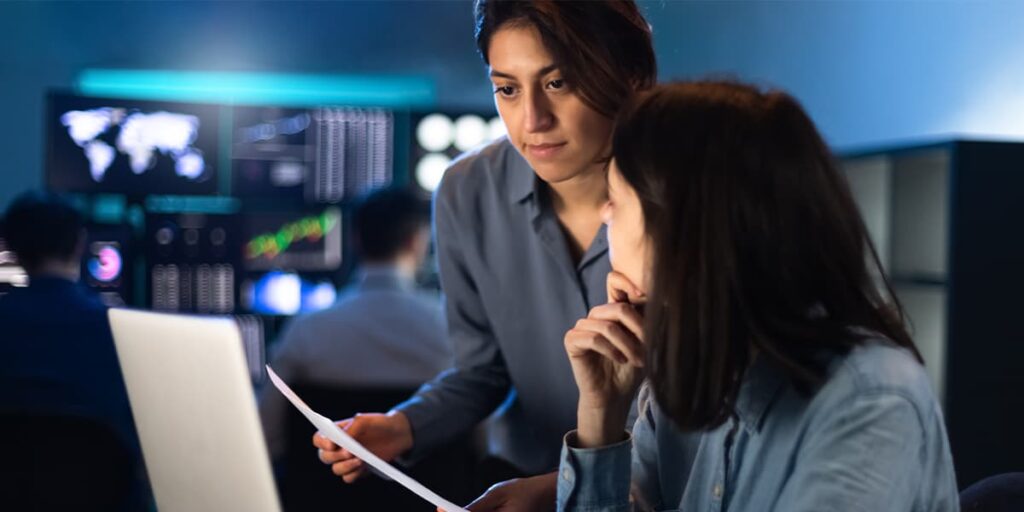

{"left": 108, "top": 308, "right": 280, "bottom": 512}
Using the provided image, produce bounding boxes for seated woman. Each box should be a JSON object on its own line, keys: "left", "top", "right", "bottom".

{"left": 558, "top": 81, "right": 959, "bottom": 511}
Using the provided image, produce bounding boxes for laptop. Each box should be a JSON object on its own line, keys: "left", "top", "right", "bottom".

{"left": 108, "top": 308, "right": 281, "bottom": 512}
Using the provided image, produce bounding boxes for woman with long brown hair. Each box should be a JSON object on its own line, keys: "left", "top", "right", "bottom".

{"left": 560, "top": 81, "right": 959, "bottom": 510}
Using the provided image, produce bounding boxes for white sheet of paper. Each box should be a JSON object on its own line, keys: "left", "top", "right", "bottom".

{"left": 265, "top": 366, "right": 469, "bottom": 512}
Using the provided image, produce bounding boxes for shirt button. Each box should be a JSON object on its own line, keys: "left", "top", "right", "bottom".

{"left": 713, "top": 483, "right": 723, "bottom": 499}
{"left": 562, "top": 468, "right": 573, "bottom": 481}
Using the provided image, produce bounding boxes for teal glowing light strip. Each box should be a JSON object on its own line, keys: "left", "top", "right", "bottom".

{"left": 76, "top": 69, "right": 436, "bottom": 108}
{"left": 144, "top": 195, "right": 241, "bottom": 215}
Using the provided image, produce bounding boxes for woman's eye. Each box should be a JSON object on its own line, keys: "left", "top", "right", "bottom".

{"left": 494, "top": 85, "right": 517, "bottom": 97}
{"left": 547, "top": 79, "right": 565, "bottom": 90}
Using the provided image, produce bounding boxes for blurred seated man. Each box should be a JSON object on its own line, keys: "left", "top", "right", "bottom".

{"left": 0, "top": 190, "right": 147, "bottom": 507}
{"left": 258, "top": 186, "right": 452, "bottom": 461}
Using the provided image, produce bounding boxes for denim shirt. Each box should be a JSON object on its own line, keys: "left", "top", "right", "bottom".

{"left": 557, "top": 341, "right": 960, "bottom": 511}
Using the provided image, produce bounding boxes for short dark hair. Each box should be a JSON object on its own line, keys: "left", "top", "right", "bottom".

{"left": 474, "top": 0, "right": 657, "bottom": 118}
{"left": 352, "top": 187, "right": 431, "bottom": 262}
{"left": 1, "top": 190, "right": 85, "bottom": 272}
{"left": 612, "top": 81, "right": 919, "bottom": 431}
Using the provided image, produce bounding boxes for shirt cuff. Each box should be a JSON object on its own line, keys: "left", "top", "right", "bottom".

{"left": 389, "top": 395, "right": 439, "bottom": 466}
{"left": 557, "top": 430, "right": 632, "bottom": 512}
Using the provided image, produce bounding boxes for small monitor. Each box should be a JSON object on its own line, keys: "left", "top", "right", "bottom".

{"left": 80, "top": 223, "right": 134, "bottom": 307}
{"left": 46, "top": 92, "right": 221, "bottom": 196}
{"left": 243, "top": 207, "right": 342, "bottom": 272}
{"left": 241, "top": 271, "right": 337, "bottom": 316}
{"left": 145, "top": 213, "right": 240, "bottom": 314}
{"left": 0, "top": 237, "right": 28, "bottom": 296}
{"left": 410, "top": 110, "right": 504, "bottom": 192}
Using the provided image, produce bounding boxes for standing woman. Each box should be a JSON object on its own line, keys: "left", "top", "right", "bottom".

{"left": 314, "top": 0, "right": 657, "bottom": 507}
{"left": 560, "top": 81, "right": 959, "bottom": 511}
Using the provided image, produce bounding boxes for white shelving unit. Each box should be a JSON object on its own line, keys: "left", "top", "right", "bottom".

{"left": 839, "top": 140, "right": 1024, "bottom": 488}
{"left": 842, "top": 148, "right": 950, "bottom": 400}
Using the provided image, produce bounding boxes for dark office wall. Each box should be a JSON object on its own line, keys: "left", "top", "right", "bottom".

{"left": 3, "top": 0, "right": 1024, "bottom": 208}
{"left": 648, "top": 0, "right": 1024, "bottom": 149}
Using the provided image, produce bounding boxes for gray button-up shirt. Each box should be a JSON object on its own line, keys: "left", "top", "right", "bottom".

{"left": 395, "top": 138, "right": 611, "bottom": 474}
{"left": 557, "top": 341, "right": 960, "bottom": 511}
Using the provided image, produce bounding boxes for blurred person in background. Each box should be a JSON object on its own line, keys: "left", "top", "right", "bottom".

{"left": 0, "top": 190, "right": 149, "bottom": 510}
{"left": 259, "top": 186, "right": 451, "bottom": 462}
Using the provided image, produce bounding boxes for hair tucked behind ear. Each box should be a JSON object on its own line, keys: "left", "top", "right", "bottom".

{"left": 612, "top": 81, "right": 918, "bottom": 431}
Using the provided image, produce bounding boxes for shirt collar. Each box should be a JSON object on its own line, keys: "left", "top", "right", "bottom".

{"left": 356, "top": 264, "right": 414, "bottom": 291}
{"left": 734, "top": 355, "right": 788, "bottom": 435}
{"left": 506, "top": 144, "right": 539, "bottom": 204}
{"left": 578, "top": 224, "right": 609, "bottom": 269}
{"left": 27, "top": 274, "right": 78, "bottom": 289}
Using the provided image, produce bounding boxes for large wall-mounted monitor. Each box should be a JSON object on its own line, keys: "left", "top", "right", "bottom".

{"left": 231, "top": 107, "right": 311, "bottom": 203}
{"left": 46, "top": 92, "right": 221, "bottom": 197}
{"left": 232, "top": 106, "right": 394, "bottom": 203}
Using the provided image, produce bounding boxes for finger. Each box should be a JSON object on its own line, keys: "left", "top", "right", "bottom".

{"left": 465, "top": 486, "right": 507, "bottom": 511}
{"left": 574, "top": 319, "right": 644, "bottom": 366}
{"left": 341, "top": 465, "right": 365, "bottom": 484}
{"left": 313, "top": 418, "right": 352, "bottom": 449}
{"left": 341, "top": 416, "right": 364, "bottom": 437}
{"left": 588, "top": 302, "right": 644, "bottom": 341}
{"left": 312, "top": 432, "right": 340, "bottom": 451}
{"left": 607, "top": 281, "right": 628, "bottom": 304}
{"left": 565, "top": 328, "right": 629, "bottom": 364}
{"left": 332, "top": 457, "right": 364, "bottom": 478}
{"left": 319, "top": 447, "right": 354, "bottom": 464}
{"left": 606, "top": 271, "right": 645, "bottom": 305}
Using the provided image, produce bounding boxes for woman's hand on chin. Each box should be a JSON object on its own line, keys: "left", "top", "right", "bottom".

{"left": 564, "top": 296, "right": 646, "bottom": 448}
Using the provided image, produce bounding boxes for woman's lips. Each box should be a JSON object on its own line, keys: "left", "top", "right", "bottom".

{"left": 527, "top": 142, "right": 567, "bottom": 159}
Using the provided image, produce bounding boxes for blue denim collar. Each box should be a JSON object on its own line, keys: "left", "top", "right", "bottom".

{"left": 734, "top": 355, "right": 788, "bottom": 435}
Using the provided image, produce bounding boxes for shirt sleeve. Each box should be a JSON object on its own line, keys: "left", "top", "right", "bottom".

{"left": 392, "top": 170, "right": 512, "bottom": 461}
{"left": 772, "top": 391, "right": 927, "bottom": 512}
{"left": 557, "top": 430, "right": 633, "bottom": 512}
{"left": 629, "top": 384, "right": 663, "bottom": 511}
{"left": 556, "top": 385, "right": 663, "bottom": 512}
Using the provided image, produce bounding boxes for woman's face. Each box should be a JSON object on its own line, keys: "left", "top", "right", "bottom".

{"left": 602, "top": 160, "right": 649, "bottom": 293}
{"left": 487, "top": 24, "right": 613, "bottom": 184}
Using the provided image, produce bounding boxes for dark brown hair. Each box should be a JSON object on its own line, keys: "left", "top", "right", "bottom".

{"left": 2, "top": 190, "right": 84, "bottom": 272}
{"left": 474, "top": 0, "right": 656, "bottom": 118}
{"left": 352, "top": 186, "right": 431, "bottom": 261}
{"left": 612, "top": 81, "right": 920, "bottom": 431}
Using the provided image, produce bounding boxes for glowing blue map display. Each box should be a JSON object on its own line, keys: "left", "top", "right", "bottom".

{"left": 46, "top": 93, "right": 220, "bottom": 196}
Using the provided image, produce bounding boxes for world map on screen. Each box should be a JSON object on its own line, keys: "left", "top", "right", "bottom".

{"left": 60, "top": 107, "right": 207, "bottom": 183}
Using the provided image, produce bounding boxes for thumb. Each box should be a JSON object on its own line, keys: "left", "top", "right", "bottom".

{"left": 343, "top": 416, "right": 365, "bottom": 436}
{"left": 465, "top": 487, "right": 507, "bottom": 511}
